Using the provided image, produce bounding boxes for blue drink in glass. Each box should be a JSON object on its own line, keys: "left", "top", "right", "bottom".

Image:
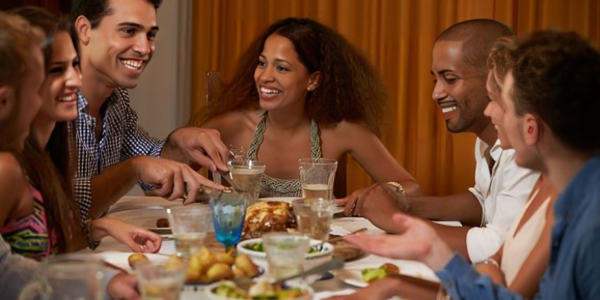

{"left": 210, "top": 193, "right": 247, "bottom": 250}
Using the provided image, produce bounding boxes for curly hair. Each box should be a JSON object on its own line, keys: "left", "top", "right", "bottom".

{"left": 193, "top": 17, "right": 387, "bottom": 136}
{"left": 488, "top": 30, "right": 600, "bottom": 152}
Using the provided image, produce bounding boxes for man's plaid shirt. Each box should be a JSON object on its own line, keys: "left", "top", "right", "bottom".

{"left": 73, "top": 88, "right": 164, "bottom": 222}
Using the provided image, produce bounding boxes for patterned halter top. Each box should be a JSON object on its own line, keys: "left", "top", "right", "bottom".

{"left": 247, "top": 111, "right": 322, "bottom": 197}
{"left": 1, "top": 184, "right": 59, "bottom": 260}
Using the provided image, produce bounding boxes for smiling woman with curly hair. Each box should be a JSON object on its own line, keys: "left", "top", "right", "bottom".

{"left": 193, "top": 17, "right": 419, "bottom": 198}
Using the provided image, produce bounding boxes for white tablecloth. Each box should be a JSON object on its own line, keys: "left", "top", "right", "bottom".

{"left": 95, "top": 196, "right": 441, "bottom": 299}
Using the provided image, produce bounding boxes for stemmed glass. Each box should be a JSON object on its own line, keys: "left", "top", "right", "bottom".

{"left": 209, "top": 191, "right": 248, "bottom": 252}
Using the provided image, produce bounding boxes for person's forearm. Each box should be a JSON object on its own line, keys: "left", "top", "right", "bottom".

{"left": 160, "top": 136, "right": 187, "bottom": 164}
{"left": 386, "top": 274, "right": 441, "bottom": 300}
{"left": 89, "top": 159, "right": 138, "bottom": 218}
{"left": 429, "top": 222, "right": 472, "bottom": 262}
{"left": 400, "top": 181, "right": 421, "bottom": 197}
{"left": 476, "top": 263, "right": 507, "bottom": 285}
{"left": 408, "top": 191, "right": 482, "bottom": 226}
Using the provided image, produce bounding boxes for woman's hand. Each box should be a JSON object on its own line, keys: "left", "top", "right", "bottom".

{"left": 92, "top": 218, "right": 162, "bottom": 253}
{"left": 343, "top": 213, "right": 454, "bottom": 270}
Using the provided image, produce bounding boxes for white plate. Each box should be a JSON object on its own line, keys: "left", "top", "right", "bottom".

{"left": 258, "top": 197, "right": 345, "bottom": 214}
{"left": 336, "top": 264, "right": 439, "bottom": 288}
{"left": 98, "top": 251, "right": 169, "bottom": 273}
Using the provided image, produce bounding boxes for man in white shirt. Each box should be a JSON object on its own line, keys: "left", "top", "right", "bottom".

{"left": 337, "top": 19, "right": 539, "bottom": 262}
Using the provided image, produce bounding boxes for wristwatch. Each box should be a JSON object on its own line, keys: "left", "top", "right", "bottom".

{"left": 386, "top": 181, "right": 406, "bottom": 197}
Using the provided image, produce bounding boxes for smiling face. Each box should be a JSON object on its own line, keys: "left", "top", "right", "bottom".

{"left": 37, "top": 31, "right": 82, "bottom": 123}
{"left": 254, "top": 34, "right": 319, "bottom": 112}
{"left": 431, "top": 41, "right": 490, "bottom": 134}
{"left": 80, "top": 0, "right": 158, "bottom": 89}
{"left": 485, "top": 70, "right": 544, "bottom": 170}
{"left": 484, "top": 72, "right": 511, "bottom": 149}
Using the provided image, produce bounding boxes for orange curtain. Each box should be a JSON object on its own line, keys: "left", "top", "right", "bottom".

{"left": 190, "top": 0, "right": 600, "bottom": 196}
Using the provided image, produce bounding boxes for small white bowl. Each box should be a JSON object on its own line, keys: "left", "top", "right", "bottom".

{"left": 204, "top": 280, "right": 314, "bottom": 300}
{"left": 237, "top": 238, "right": 334, "bottom": 283}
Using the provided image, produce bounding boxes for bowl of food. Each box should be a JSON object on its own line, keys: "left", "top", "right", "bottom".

{"left": 237, "top": 238, "right": 333, "bottom": 282}
{"left": 127, "top": 247, "right": 261, "bottom": 285}
{"left": 205, "top": 278, "right": 313, "bottom": 300}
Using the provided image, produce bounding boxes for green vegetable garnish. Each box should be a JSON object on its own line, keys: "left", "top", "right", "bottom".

{"left": 243, "top": 242, "right": 322, "bottom": 254}
{"left": 361, "top": 268, "right": 388, "bottom": 283}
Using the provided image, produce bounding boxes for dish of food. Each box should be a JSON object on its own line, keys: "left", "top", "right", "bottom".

{"left": 206, "top": 279, "right": 313, "bottom": 300}
{"left": 103, "top": 247, "right": 261, "bottom": 285}
{"left": 336, "top": 263, "right": 439, "bottom": 288}
{"left": 243, "top": 201, "right": 297, "bottom": 239}
{"left": 361, "top": 263, "right": 400, "bottom": 283}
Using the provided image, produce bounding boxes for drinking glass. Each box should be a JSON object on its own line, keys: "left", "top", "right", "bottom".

{"left": 262, "top": 233, "right": 310, "bottom": 280}
{"left": 292, "top": 198, "right": 335, "bottom": 241}
{"left": 166, "top": 205, "right": 212, "bottom": 257}
{"left": 228, "top": 160, "right": 266, "bottom": 203}
{"left": 209, "top": 191, "right": 248, "bottom": 251}
{"left": 19, "top": 254, "right": 105, "bottom": 300}
{"left": 298, "top": 158, "right": 338, "bottom": 200}
{"left": 134, "top": 259, "right": 187, "bottom": 300}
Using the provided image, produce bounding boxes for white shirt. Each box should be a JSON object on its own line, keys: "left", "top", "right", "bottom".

{"left": 466, "top": 138, "right": 539, "bottom": 263}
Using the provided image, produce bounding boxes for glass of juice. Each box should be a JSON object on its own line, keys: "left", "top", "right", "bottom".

{"left": 298, "top": 158, "right": 337, "bottom": 200}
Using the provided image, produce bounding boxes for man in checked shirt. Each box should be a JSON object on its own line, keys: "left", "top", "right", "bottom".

{"left": 70, "top": 0, "right": 228, "bottom": 221}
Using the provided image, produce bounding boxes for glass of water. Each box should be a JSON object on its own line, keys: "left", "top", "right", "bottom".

{"left": 134, "top": 259, "right": 187, "bottom": 300}
{"left": 262, "top": 233, "right": 310, "bottom": 280}
{"left": 292, "top": 198, "right": 334, "bottom": 241}
{"left": 228, "top": 160, "right": 266, "bottom": 202}
{"left": 166, "top": 205, "right": 212, "bottom": 257}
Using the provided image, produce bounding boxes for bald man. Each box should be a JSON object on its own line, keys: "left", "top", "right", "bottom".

{"left": 337, "top": 19, "right": 540, "bottom": 263}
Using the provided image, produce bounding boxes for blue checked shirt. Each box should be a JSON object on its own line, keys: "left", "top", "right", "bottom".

{"left": 73, "top": 88, "right": 164, "bottom": 221}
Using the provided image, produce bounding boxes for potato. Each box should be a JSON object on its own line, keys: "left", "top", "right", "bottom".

{"left": 214, "top": 252, "right": 234, "bottom": 265}
{"left": 156, "top": 218, "right": 169, "bottom": 228}
{"left": 165, "top": 255, "right": 185, "bottom": 272}
{"left": 234, "top": 253, "right": 260, "bottom": 277}
{"left": 127, "top": 253, "right": 149, "bottom": 268}
{"left": 197, "top": 247, "right": 216, "bottom": 270}
{"left": 206, "top": 262, "right": 234, "bottom": 282}
{"left": 380, "top": 263, "right": 400, "bottom": 275}
{"left": 232, "top": 268, "right": 245, "bottom": 278}
{"left": 186, "top": 255, "right": 204, "bottom": 283}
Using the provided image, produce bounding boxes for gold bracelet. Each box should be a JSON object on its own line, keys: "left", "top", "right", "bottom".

{"left": 475, "top": 257, "right": 500, "bottom": 269}
{"left": 386, "top": 181, "right": 406, "bottom": 196}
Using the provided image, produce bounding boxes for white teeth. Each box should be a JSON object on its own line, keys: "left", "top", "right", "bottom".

{"left": 260, "top": 87, "right": 281, "bottom": 95}
{"left": 59, "top": 94, "right": 77, "bottom": 102}
{"left": 442, "top": 106, "right": 457, "bottom": 113}
{"left": 120, "top": 59, "right": 143, "bottom": 70}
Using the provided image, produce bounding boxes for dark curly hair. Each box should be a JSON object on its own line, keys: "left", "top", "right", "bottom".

{"left": 488, "top": 30, "right": 600, "bottom": 152}
{"left": 193, "top": 17, "right": 387, "bottom": 136}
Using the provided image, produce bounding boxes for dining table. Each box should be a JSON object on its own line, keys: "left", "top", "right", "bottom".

{"left": 92, "top": 196, "right": 451, "bottom": 300}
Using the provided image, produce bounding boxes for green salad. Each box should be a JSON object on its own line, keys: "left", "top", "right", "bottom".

{"left": 242, "top": 242, "right": 321, "bottom": 254}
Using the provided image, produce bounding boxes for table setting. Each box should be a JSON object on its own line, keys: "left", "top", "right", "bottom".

{"left": 90, "top": 157, "right": 444, "bottom": 300}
